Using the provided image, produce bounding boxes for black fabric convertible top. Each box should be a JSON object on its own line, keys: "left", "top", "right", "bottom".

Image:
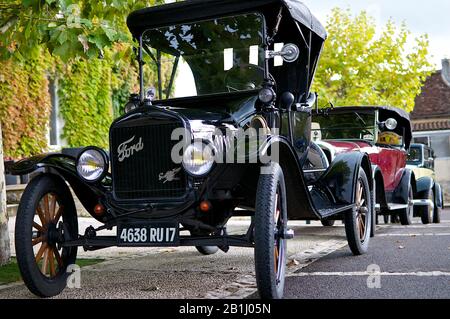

{"left": 127, "top": 0, "right": 327, "bottom": 40}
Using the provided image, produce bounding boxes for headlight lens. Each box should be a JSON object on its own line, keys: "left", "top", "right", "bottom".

{"left": 76, "top": 148, "right": 109, "bottom": 182}
{"left": 182, "top": 142, "right": 215, "bottom": 176}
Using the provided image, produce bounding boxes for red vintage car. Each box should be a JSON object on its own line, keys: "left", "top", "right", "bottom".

{"left": 312, "top": 106, "right": 431, "bottom": 230}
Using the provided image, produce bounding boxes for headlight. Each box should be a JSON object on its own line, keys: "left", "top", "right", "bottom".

{"left": 76, "top": 147, "right": 109, "bottom": 182}
{"left": 182, "top": 142, "right": 215, "bottom": 177}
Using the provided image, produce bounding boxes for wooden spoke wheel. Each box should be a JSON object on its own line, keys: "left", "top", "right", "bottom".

{"left": 15, "top": 174, "right": 78, "bottom": 298}
{"left": 255, "top": 163, "right": 287, "bottom": 300}
{"left": 32, "top": 193, "right": 65, "bottom": 278}
{"left": 344, "top": 168, "right": 372, "bottom": 256}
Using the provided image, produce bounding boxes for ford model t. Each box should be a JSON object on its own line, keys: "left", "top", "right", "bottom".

{"left": 11, "top": 0, "right": 375, "bottom": 299}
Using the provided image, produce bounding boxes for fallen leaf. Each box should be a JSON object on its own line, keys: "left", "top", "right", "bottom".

{"left": 141, "top": 286, "right": 160, "bottom": 292}
{"left": 287, "top": 259, "right": 300, "bottom": 267}
{"left": 158, "top": 248, "right": 177, "bottom": 253}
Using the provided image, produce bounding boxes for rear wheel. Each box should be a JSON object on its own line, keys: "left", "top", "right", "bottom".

{"left": 344, "top": 168, "right": 372, "bottom": 256}
{"left": 254, "top": 163, "right": 287, "bottom": 299}
{"left": 420, "top": 189, "right": 434, "bottom": 225}
{"left": 15, "top": 174, "right": 78, "bottom": 298}
{"left": 399, "top": 187, "right": 414, "bottom": 226}
{"left": 433, "top": 197, "right": 441, "bottom": 224}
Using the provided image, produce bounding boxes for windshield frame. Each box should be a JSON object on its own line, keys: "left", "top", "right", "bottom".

{"left": 312, "top": 110, "right": 379, "bottom": 144}
{"left": 137, "top": 12, "right": 269, "bottom": 103}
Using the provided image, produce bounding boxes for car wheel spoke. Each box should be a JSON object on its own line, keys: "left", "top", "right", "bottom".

{"left": 33, "top": 222, "right": 44, "bottom": 232}
{"left": 41, "top": 248, "right": 49, "bottom": 275}
{"left": 35, "top": 242, "right": 47, "bottom": 264}
{"left": 32, "top": 236, "right": 43, "bottom": 246}
{"left": 49, "top": 249, "right": 56, "bottom": 277}
{"left": 53, "top": 206, "right": 63, "bottom": 223}
{"left": 54, "top": 248, "right": 64, "bottom": 268}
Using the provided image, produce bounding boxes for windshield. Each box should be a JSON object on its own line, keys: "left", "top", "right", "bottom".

{"left": 407, "top": 147, "right": 422, "bottom": 165}
{"left": 312, "top": 112, "right": 377, "bottom": 142}
{"left": 141, "top": 13, "right": 265, "bottom": 100}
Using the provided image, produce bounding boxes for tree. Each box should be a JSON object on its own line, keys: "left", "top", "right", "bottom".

{"left": 0, "top": 0, "right": 165, "bottom": 62}
{"left": 313, "top": 8, "right": 433, "bottom": 113}
{"left": 0, "top": 123, "right": 11, "bottom": 266}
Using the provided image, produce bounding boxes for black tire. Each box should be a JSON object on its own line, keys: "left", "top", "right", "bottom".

{"left": 433, "top": 204, "right": 441, "bottom": 224}
{"left": 195, "top": 246, "right": 219, "bottom": 255}
{"left": 420, "top": 189, "right": 434, "bottom": 225}
{"left": 254, "top": 163, "right": 287, "bottom": 299}
{"left": 344, "top": 168, "right": 372, "bottom": 256}
{"left": 370, "top": 190, "right": 376, "bottom": 238}
{"left": 399, "top": 187, "right": 414, "bottom": 226}
{"left": 321, "top": 220, "right": 335, "bottom": 227}
{"left": 15, "top": 174, "right": 78, "bottom": 298}
{"left": 383, "top": 215, "right": 390, "bottom": 224}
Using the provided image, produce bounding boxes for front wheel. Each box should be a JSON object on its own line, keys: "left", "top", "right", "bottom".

{"left": 254, "top": 163, "right": 288, "bottom": 299}
{"left": 344, "top": 168, "right": 372, "bottom": 256}
{"left": 420, "top": 189, "right": 434, "bottom": 225}
{"left": 399, "top": 187, "right": 414, "bottom": 226}
{"left": 15, "top": 174, "right": 78, "bottom": 298}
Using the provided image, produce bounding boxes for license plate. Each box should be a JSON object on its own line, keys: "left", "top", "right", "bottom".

{"left": 117, "top": 223, "right": 179, "bottom": 246}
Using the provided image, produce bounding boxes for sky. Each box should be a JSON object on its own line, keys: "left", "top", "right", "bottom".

{"left": 302, "top": 0, "right": 450, "bottom": 69}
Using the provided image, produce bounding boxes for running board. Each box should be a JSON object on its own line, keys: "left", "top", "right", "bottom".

{"left": 412, "top": 199, "right": 434, "bottom": 209}
{"left": 386, "top": 200, "right": 433, "bottom": 211}
{"left": 387, "top": 203, "right": 408, "bottom": 211}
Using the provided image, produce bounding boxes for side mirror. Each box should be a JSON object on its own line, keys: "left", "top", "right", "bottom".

{"left": 266, "top": 43, "right": 300, "bottom": 63}
{"left": 279, "top": 92, "right": 295, "bottom": 110}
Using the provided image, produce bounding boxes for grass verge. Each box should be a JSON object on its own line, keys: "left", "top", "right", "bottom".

{"left": 0, "top": 258, "right": 104, "bottom": 286}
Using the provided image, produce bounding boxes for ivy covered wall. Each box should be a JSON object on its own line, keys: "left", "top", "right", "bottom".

{"left": 59, "top": 57, "right": 113, "bottom": 148}
{"left": 0, "top": 49, "right": 52, "bottom": 158}
{"left": 0, "top": 43, "right": 167, "bottom": 158}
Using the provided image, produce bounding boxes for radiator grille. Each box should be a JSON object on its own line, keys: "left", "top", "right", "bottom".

{"left": 111, "top": 120, "right": 187, "bottom": 200}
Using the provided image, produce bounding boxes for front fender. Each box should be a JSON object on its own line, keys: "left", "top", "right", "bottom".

{"left": 392, "top": 169, "right": 416, "bottom": 205}
{"left": 9, "top": 154, "right": 108, "bottom": 221}
{"left": 416, "top": 176, "right": 434, "bottom": 195}
{"left": 318, "top": 152, "right": 372, "bottom": 205}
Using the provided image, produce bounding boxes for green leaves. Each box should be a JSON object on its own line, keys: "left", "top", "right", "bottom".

{"left": 313, "top": 8, "right": 433, "bottom": 113}
{"left": 0, "top": 0, "right": 156, "bottom": 62}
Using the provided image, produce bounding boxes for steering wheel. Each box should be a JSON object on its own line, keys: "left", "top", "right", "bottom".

{"left": 223, "top": 64, "right": 266, "bottom": 92}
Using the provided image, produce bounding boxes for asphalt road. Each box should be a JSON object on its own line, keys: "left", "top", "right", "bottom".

{"left": 281, "top": 210, "right": 450, "bottom": 299}
{"left": 1, "top": 210, "right": 449, "bottom": 299}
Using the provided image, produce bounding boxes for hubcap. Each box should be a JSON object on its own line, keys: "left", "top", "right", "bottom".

{"left": 32, "top": 193, "right": 65, "bottom": 278}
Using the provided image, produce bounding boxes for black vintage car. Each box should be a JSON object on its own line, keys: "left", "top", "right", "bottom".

{"left": 11, "top": 0, "right": 375, "bottom": 299}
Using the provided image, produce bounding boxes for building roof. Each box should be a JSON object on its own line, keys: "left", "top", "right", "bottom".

{"left": 411, "top": 60, "right": 450, "bottom": 132}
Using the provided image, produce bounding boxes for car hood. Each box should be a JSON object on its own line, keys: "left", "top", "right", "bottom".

{"left": 324, "top": 141, "right": 374, "bottom": 154}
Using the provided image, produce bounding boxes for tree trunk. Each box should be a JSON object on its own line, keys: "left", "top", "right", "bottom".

{"left": 0, "top": 123, "right": 11, "bottom": 266}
